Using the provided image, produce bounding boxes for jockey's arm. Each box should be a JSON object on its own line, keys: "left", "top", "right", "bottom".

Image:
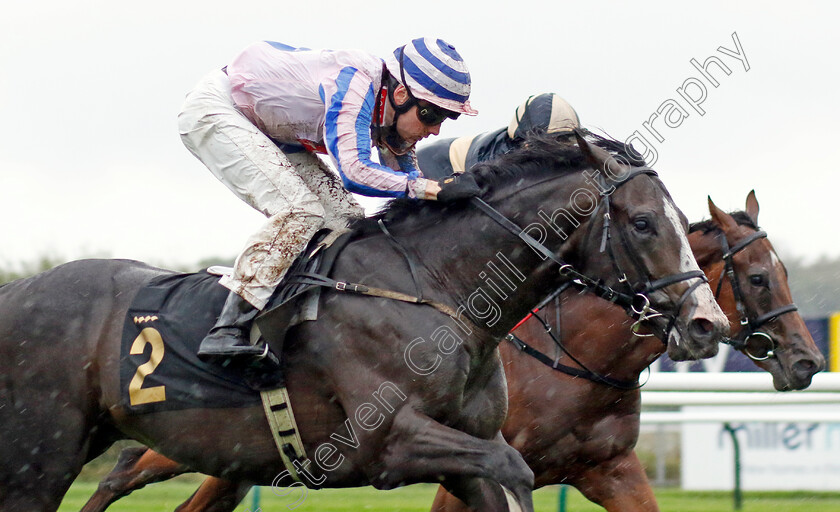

{"left": 322, "top": 67, "right": 436, "bottom": 199}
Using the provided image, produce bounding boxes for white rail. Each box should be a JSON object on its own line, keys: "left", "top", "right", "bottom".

{"left": 642, "top": 410, "right": 840, "bottom": 424}
{"left": 640, "top": 372, "right": 840, "bottom": 423}
{"left": 641, "top": 371, "right": 840, "bottom": 392}
{"left": 642, "top": 391, "right": 840, "bottom": 406}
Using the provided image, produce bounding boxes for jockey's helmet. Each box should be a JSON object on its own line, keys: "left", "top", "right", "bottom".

{"left": 385, "top": 38, "right": 478, "bottom": 118}
{"left": 507, "top": 93, "right": 580, "bottom": 140}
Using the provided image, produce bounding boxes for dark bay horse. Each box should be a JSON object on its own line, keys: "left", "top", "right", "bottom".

{"left": 79, "top": 192, "right": 822, "bottom": 512}
{"left": 0, "top": 132, "right": 728, "bottom": 512}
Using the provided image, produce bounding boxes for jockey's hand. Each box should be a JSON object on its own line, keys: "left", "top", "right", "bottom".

{"left": 436, "top": 173, "right": 480, "bottom": 202}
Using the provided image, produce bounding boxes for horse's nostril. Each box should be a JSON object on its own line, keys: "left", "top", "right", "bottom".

{"left": 793, "top": 359, "right": 820, "bottom": 379}
{"left": 689, "top": 318, "right": 714, "bottom": 339}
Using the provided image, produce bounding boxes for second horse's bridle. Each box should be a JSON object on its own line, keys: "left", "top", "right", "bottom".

{"left": 715, "top": 229, "right": 798, "bottom": 361}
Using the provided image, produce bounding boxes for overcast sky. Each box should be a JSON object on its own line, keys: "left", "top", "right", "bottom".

{"left": 1, "top": 1, "right": 838, "bottom": 270}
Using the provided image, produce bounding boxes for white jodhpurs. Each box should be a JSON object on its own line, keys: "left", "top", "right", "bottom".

{"left": 178, "top": 69, "right": 364, "bottom": 309}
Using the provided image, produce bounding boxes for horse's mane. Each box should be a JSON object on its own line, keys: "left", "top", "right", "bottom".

{"left": 350, "top": 129, "right": 645, "bottom": 236}
{"left": 689, "top": 211, "right": 759, "bottom": 234}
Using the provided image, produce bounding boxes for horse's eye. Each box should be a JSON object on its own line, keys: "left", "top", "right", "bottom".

{"left": 749, "top": 274, "right": 767, "bottom": 287}
{"left": 633, "top": 218, "right": 650, "bottom": 232}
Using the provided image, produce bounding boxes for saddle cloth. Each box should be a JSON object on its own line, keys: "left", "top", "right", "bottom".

{"left": 119, "top": 229, "right": 352, "bottom": 415}
{"left": 119, "top": 270, "right": 262, "bottom": 414}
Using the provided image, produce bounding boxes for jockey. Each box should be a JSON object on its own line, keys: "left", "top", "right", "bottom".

{"left": 178, "top": 38, "right": 479, "bottom": 369}
{"left": 417, "top": 93, "right": 580, "bottom": 180}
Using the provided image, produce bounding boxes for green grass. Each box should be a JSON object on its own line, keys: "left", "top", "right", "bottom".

{"left": 58, "top": 480, "right": 840, "bottom": 511}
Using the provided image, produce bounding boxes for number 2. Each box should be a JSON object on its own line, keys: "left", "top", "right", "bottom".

{"left": 128, "top": 327, "right": 166, "bottom": 406}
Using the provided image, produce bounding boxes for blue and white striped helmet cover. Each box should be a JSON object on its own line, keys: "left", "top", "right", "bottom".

{"left": 385, "top": 37, "right": 478, "bottom": 116}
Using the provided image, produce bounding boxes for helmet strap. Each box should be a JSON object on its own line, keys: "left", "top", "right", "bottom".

{"left": 373, "top": 47, "right": 420, "bottom": 156}
{"left": 387, "top": 75, "right": 414, "bottom": 117}
{"left": 374, "top": 72, "right": 412, "bottom": 155}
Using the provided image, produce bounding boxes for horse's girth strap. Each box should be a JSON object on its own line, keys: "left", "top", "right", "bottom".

{"left": 260, "top": 386, "right": 309, "bottom": 483}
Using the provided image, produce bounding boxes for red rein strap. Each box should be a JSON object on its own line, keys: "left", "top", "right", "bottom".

{"left": 510, "top": 309, "right": 538, "bottom": 333}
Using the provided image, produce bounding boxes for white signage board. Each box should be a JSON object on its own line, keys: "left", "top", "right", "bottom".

{"left": 682, "top": 405, "right": 840, "bottom": 490}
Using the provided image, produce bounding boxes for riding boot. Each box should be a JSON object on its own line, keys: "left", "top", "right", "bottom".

{"left": 198, "top": 291, "right": 279, "bottom": 369}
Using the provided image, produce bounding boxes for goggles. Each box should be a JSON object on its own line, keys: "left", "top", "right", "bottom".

{"left": 415, "top": 100, "right": 460, "bottom": 126}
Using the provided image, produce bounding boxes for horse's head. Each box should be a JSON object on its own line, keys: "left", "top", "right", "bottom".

{"left": 694, "top": 192, "right": 825, "bottom": 390}
{"left": 563, "top": 132, "right": 729, "bottom": 361}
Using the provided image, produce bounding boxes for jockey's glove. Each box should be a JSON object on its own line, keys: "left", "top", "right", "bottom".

{"left": 436, "top": 173, "right": 481, "bottom": 202}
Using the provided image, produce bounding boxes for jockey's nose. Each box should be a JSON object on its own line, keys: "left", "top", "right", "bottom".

{"left": 427, "top": 123, "right": 442, "bottom": 136}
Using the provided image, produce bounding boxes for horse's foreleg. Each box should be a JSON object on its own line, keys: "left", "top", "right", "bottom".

{"left": 80, "top": 447, "right": 191, "bottom": 512}
{"left": 431, "top": 479, "right": 519, "bottom": 512}
{"left": 375, "top": 407, "right": 534, "bottom": 512}
{"left": 174, "top": 478, "right": 251, "bottom": 512}
{"left": 571, "top": 451, "right": 659, "bottom": 512}
{"left": 430, "top": 485, "right": 471, "bottom": 512}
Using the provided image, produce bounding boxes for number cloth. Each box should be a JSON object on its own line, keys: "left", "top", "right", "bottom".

{"left": 120, "top": 271, "right": 261, "bottom": 413}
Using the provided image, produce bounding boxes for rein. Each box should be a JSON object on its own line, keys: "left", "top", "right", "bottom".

{"left": 506, "top": 332, "right": 642, "bottom": 390}
{"left": 715, "top": 229, "right": 798, "bottom": 360}
{"left": 474, "top": 167, "right": 705, "bottom": 340}
{"left": 491, "top": 168, "right": 714, "bottom": 390}
{"left": 503, "top": 281, "right": 643, "bottom": 391}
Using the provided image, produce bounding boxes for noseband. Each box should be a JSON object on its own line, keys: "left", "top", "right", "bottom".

{"left": 715, "top": 230, "right": 798, "bottom": 360}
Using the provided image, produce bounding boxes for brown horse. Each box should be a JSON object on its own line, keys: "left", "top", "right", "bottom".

{"left": 0, "top": 132, "right": 728, "bottom": 512}
{"left": 79, "top": 191, "right": 822, "bottom": 512}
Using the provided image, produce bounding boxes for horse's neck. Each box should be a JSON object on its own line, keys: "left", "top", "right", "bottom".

{"left": 403, "top": 209, "right": 583, "bottom": 339}
{"left": 529, "top": 292, "right": 665, "bottom": 381}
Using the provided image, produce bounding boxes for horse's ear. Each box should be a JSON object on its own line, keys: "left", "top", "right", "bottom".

{"left": 574, "top": 129, "right": 627, "bottom": 177}
{"left": 745, "top": 190, "right": 760, "bottom": 225}
{"left": 708, "top": 195, "right": 738, "bottom": 232}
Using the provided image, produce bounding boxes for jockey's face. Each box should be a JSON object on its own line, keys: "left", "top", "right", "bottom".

{"left": 393, "top": 85, "right": 443, "bottom": 147}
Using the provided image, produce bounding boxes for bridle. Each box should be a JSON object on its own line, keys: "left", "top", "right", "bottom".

{"left": 474, "top": 166, "right": 706, "bottom": 343}
{"left": 715, "top": 229, "right": 798, "bottom": 361}
{"left": 503, "top": 221, "right": 799, "bottom": 389}
{"left": 588, "top": 170, "right": 707, "bottom": 344}
{"left": 482, "top": 165, "right": 711, "bottom": 390}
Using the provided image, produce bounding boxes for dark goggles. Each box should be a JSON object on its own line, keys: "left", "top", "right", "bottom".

{"left": 415, "top": 100, "right": 460, "bottom": 126}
